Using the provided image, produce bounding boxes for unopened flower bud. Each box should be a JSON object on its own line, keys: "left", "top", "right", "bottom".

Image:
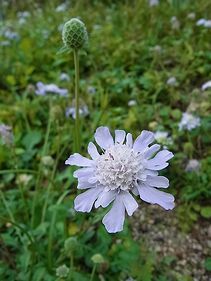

{"left": 64, "top": 237, "right": 78, "bottom": 256}
{"left": 62, "top": 18, "right": 88, "bottom": 50}
{"left": 91, "top": 253, "right": 105, "bottom": 264}
{"left": 56, "top": 264, "right": 69, "bottom": 278}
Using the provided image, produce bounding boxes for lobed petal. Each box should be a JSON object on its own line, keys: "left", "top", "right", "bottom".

{"left": 115, "top": 130, "right": 126, "bottom": 145}
{"left": 133, "top": 130, "right": 154, "bottom": 153}
{"left": 137, "top": 184, "right": 175, "bottom": 210}
{"left": 144, "top": 144, "right": 161, "bottom": 159}
{"left": 88, "top": 142, "right": 100, "bottom": 160}
{"left": 65, "top": 153, "right": 93, "bottom": 167}
{"left": 73, "top": 167, "right": 94, "bottom": 178}
{"left": 146, "top": 175, "right": 169, "bottom": 188}
{"left": 145, "top": 150, "right": 174, "bottom": 170}
{"left": 126, "top": 133, "right": 133, "bottom": 147}
{"left": 95, "top": 190, "right": 116, "bottom": 208}
{"left": 121, "top": 191, "right": 138, "bottom": 216}
{"left": 94, "top": 126, "right": 114, "bottom": 149}
{"left": 102, "top": 197, "right": 125, "bottom": 233}
{"left": 74, "top": 187, "right": 103, "bottom": 212}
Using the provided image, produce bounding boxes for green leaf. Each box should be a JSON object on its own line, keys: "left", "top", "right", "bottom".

{"left": 200, "top": 207, "right": 211, "bottom": 218}
{"left": 204, "top": 257, "right": 211, "bottom": 271}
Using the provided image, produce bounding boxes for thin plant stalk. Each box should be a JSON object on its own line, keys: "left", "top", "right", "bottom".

{"left": 90, "top": 264, "right": 97, "bottom": 281}
{"left": 73, "top": 49, "right": 80, "bottom": 152}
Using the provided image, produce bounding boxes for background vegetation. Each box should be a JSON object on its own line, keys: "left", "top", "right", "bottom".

{"left": 0, "top": 0, "right": 211, "bottom": 280}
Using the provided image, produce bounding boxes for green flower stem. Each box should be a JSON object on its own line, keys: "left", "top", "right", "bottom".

{"left": 73, "top": 49, "right": 80, "bottom": 152}
{"left": 90, "top": 264, "right": 97, "bottom": 281}
{"left": 31, "top": 100, "right": 52, "bottom": 228}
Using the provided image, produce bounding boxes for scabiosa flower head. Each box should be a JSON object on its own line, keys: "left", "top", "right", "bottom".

{"left": 35, "top": 82, "right": 68, "bottom": 97}
{"left": 65, "top": 127, "right": 175, "bottom": 233}
{"left": 178, "top": 112, "right": 201, "bottom": 131}
{"left": 154, "top": 131, "right": 173, "bottom": 147}
{"left": 62, "top": 18, "right": 88, "bottom": 50}
{"left": 170, "top": 16, "right": 180, "bottom": 30}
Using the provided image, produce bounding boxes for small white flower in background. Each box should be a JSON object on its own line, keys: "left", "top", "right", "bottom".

{"left": 35, "top": 82, "right": 68, "bottom": 97}
{"left": 154, "top": 131, "right": 173, "bottom": 147}
{"left": 178, "top": 112, "right": 201, "bottom": 131}
{"left": 0, "top": 124, "right": 13, "bottom": 146}
{"left": 59, "top": 72, "right": 70, "bottom": 81}
{"left": 185, "top": 159, "right": 201, "bottom": 172}
{"left": 128, "top": 100, "right": 137, "bottom": 107}
{"left": 148, "top": 0, "right": 159, "bottom": 7}
{"left": 171, "top": 16, "right": 180, "bottom": 30}
{"left": 65, "top": 105, "right": 89, "bottom": 119}
{"left": 187, "top": 13, "right": 196, "bottom": 20}
{"left": 201, "top": 81, "right": 211, "bottom": 91}
{"left": 196, "top": 19, "right": 211, "bottom": 28}
{"left": 87, "top": 86, "right": 96, "bottom": 95}
{"left": 65, "top": 127, "right": 175, "bottom": 233}
{"left": 41, "top": 156, "right": 54, "bottom": 167}
{"left": 55, "top": 2, "right": 68, "bottom": 12}
{"left": 16, "top": 174, "right": 32, "bottom": 186}
{"left": 166, "top": 76, "right": 177, "bottom": 86}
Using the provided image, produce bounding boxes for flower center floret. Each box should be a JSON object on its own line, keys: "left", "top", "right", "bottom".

{"left": 95, "top": 144, "right": 144, "bottom": 191}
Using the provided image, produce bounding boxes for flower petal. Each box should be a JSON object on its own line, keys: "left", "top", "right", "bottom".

{"left": 133, "top": 130, "right": 154, "bottom": 152}
{"left": 126, "top": 133, "right": 133, "bottom": 147}
{"left": 137, "top": 184, "right": 175, "bottom": 210}
{"left": 146, "top": 175, "right": 169, "bottom": 188}
{"left": 65, "top": 153, "right": 93, "bottom": 167}
{"left": 145, "top": 150, "right": 174, "bottom": 170}
{"left": 88, "top": 142, "right": 100, "bottom": 160}
{"left": 144, "top": 144, "right": 161, "bottom": 159}
{"left": 95, "top": 190, "right": 116, "bottom": 208}
{"left": 74, "top": 187, "right": 103, "bottom": 212}
{"left": 115, "top": 130, "right": 126, "bottom": 144}
{"left": 121, "top": 191, "right": 138, "bottom": 216}
{"left": 102, "top": 197, "right": 125, "bottom": 233}
{"left": 94, "top": 126, "right": 114, "bottom": 149}
{"left": 73, "top": 167, "right": 94, "bottom": 178}
{"left": 77, "top": 177, "right": 95, "bottom": 189}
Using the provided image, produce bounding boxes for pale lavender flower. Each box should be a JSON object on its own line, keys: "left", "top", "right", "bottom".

{"left": 171, "top": 16, "right": 180, "bottom": 30}
{"left": 196, "top": 19, "right": 211, "bottom": 28}
{"left": 65, "top": 105, "right": 89, "bottom": 119}
{"left": 178, "top": 112, "right": 201, "bottom": 131}
{"left": 201, "top": 81, "right": 211, "bottom": 91}
{"left": 17, "top": 11, "right": 30, "bottom": 24}
{"left": 166, "top": 77, "right": 177, "bottom": 86}
{"left": 4, "top": 30, "right": 19, "bottom": 40}
{"left": 60, "top": 72, "right": 70, "bottom": 81}
{"left": 35, "top": 82, "right": 68, "bottom": 97}
{"left": 65, "top": 127, "right": 175, "bottom": 233}
{"left": 0, "top": 124, "right": 13, "bottom": 146}
{"left": 185, "top": 159, "right": 200, "bottom": 172}
{"left": 148, "top": 0, "right": 159, "bottom": 7}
